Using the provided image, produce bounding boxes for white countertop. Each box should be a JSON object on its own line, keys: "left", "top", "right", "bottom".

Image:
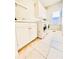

{"left": 15, "top": 18, "right": 40, "bottom": 23}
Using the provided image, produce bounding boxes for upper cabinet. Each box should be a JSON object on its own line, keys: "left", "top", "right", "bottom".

{"left": 15, "top": 0, "right": 35, "bottom": 20}
{"left": 34, "top": 0, "right": 47, "bottom": 19}
{"left": 15, "top": 0, "right": 47, "bottom": 20}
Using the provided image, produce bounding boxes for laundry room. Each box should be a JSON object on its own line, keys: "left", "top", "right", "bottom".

{"left": 15, "top": 0, "right": 63, "bottom": 59}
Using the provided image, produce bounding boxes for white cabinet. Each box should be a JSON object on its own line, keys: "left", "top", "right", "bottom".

{"left": 15, "top": 0, "right": 35, "bottom": 20}
{"left": 15, "top": 21, "right": 37, "bottom": 49}
{"left": 37, "top": 21, "right": 49, "bottom": 39}
{"left": 34, "top": 0, "right": 47, "bottom": 19}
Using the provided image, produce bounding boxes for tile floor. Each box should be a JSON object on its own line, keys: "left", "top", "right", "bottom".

{"left": 18, "top": 30, "right": 63, "bottom": 59}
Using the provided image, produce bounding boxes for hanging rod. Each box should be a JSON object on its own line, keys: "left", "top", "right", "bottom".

{"left": 15, "top": 1, "right": 27, "bottom": 9}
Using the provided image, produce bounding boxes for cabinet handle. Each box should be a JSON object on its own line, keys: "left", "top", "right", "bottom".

{"left": 28, "top": 28, "right": 32, "bottom": 29}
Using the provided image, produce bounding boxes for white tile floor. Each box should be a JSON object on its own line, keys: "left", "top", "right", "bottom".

{"left": 18, "top": 30, "right": 63, "bottom": 59}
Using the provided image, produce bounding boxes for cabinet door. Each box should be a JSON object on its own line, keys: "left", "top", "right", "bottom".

{"left": 15, "top": 22, "right": 30, "bottom": 49}
{"left": 29, "top": 23, "right": 37, "bottom": 40}
{"left": 15, "top": 0, "right": 34, "bottom": 20}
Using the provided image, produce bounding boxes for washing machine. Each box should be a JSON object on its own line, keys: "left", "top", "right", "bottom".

{"left": 37, "top": 19, "right": 49, "bottom": 39}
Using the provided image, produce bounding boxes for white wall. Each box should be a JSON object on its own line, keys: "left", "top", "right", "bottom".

{"left": 46, "top": 2, "right": 62, "bottom": 22}
{"left": 38, "top": 1, "right": 47, "bottom": 19}
{"left": 46, "top": 2, "right": 62, "bottom": 31}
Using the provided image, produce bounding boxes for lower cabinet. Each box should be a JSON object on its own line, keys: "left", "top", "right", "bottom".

{"left": 15, "top": 21, "right": 37, "bottom": 49}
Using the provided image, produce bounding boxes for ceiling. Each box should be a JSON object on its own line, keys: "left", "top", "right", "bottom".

{"left": 39, "top": 0, "right": 61, "bottom": 7}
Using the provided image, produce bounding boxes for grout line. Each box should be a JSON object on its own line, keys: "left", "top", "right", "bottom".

{"left": 45, "top": 45, "right": 51, "bottom": 59}
{"left": 32, "top": 47, "right": 46, "bottom": 59}
{"left": 51, "top": 46, "right": 63, "bottom": 52}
